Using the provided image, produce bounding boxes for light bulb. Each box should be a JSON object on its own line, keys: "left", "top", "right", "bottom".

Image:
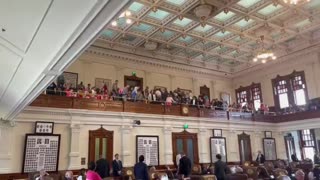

{"left": 126, "top": 19, "right": 132, "bottom": 24}
{"left": 272, "top": 56, "right": 277, "bottom": 60}
{"left": 253, "top": 58, "right": 258, "bottom": 62}
{"left": 125, "top": 11, "right": 131, "bottom": 17}
{"left": 111, "top": 21, "right": 117, "bottom": 26}
{"left": 262, "top": 59, "right": 266, "bottom": 63}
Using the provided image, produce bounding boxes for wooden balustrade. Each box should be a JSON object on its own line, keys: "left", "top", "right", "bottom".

{"left": 30, "top": 94, "right": 320, "bottom": 123}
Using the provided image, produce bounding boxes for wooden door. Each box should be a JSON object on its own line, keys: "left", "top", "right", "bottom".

{"left": 284, "top": 134, "right": 296, "bottom": 161}
{"left": 88, "top": 127, "right": 114, "bottom": 163}
{"left": 200, "top": 85, "right": 210, "bottom": 99}
{"left": 238, "top": 132, "right": 252, "bottom": 163}
{"left": 124, "top": 75, "right": 143, "bottom": 89}
{"left": 172, "top": 130, "right": 199, "bottom": 166}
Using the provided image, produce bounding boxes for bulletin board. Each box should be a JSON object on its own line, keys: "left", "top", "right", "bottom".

{"left": 22, "top": 134, "right": 61, "bottom": 173}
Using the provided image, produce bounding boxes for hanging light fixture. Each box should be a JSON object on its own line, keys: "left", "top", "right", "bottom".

{"left": 111, "top": 10, "right": 132, "bottom": 27}
{"left": 282, "top": 0, "right": 311, "bottom": 5}
{"left": 252, "top": 35, "right": 277, "bottom": 63}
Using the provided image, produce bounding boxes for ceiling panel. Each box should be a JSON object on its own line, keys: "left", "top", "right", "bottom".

{"left": 0, "top": 45, "right": 22, "bottom": 98}
{"left": 0, "top": 0, "right": 52, "bottom": 52}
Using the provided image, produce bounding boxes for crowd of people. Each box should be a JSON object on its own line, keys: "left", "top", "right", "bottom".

{"left": 46, "top": 79, "right": 276, "bottom": 114}
{"left": 46, "top": 80, "right": 230, "bottom": 110}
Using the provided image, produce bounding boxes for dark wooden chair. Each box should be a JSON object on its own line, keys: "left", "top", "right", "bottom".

{"left": 273, "top": 168, "right": 288, "bottom": 179}
{"left": 264, "top": 161, "right": 275, "bottom": 173}
{"left": 226, "top": 173, "right": 248, "bottom": 180}
{"left": 243, "top": 167, "right": 258, "bottom": 180}
{"left": 122, "top": 167, "right": 135, "bottom": 180}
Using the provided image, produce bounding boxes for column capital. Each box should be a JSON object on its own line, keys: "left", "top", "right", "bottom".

{"left": 121, "top": 125, "right": 133, "bottom": 134}
{"left": 0, "top": 119, "right": 16, "bottom": 127}
{"left": 198, "top": 128, "right": 207, "bottom": 133}
{"left": 163, "top": 126, "right": 173, "bottom": 134}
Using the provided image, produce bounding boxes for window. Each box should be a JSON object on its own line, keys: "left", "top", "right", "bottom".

{"left": 300, "top": 129, "right": 315, "bottom": 160}
{"left": 272, "top": 71, "right": 308, "bottom": 110}
{"left": 235, "top": 83, "right": 262, "bottom": 111}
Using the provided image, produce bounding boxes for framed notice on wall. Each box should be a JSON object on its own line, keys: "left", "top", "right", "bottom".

{"left": 263, "top": 138, "right": 277, "bottom": 161}
{"left": 136, "top": 136, "right": 159, "bottom": 166}
{"left": 210, "top": 137, "right": 227, "bottom": 163}
{"left": 22, "top": 134, "right": 61, "bottom": 173}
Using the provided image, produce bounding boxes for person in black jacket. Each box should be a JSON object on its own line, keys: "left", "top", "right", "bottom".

{"left": 112, "top": 153, "right": 123, "bottom": 176}
{"left": 178, "top": 153, "right": 192, "bottom": 178}
{"left": 256, "top": 150, "right": 265, "bottom": 164}
{"left": 96, "top": 155, "right": 110, "bottom": 178}
{"left": 214, "top": 154, "right": 228, "bottom": 180}
{"left": 134, "top": 155, "right": 149, "bottom": 180}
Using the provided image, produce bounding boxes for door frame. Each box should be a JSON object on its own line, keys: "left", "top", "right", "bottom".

{"left": 88, "top": 127, "right": 114, "bottom": 163}
{"left": 238, "top": 132, "right": 252, "bottom": 163}
{"left": 172, "top": 130, "right": 199, "bottom": 165}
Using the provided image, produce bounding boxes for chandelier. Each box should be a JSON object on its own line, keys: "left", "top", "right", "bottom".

{"left": 283, "top": 0, "right": 311, "bottom": 5}
{"left": 253, "top": 50, "right": 277, "bottom": 63}
{"left": 111, "top": 10, "right": 132, "bottom": 26}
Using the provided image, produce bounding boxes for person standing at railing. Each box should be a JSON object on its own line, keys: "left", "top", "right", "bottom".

{"left": 131, "top": 86, "right": 139, "bottom": 101}
{"left": 112, "top": 80, "right": 119, "bottom": 96}
{"left": 46, "top": 82, "right": 57, "bottom": 95}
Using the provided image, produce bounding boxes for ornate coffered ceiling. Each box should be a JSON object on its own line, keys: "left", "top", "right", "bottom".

{"left": 96, "top": 0, "right": 320, "bottom": 74}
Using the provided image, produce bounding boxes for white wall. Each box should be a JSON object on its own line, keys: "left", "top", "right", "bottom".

{"left": 0, "top": 107, "right": 288, "bottom": 173}
{"left": 232, "top": 52, "right": 320, "bottom": 106}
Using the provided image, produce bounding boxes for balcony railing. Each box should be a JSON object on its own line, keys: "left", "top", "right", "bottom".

{"left": 29, "top": 94, "right": 320, "bottom": 123}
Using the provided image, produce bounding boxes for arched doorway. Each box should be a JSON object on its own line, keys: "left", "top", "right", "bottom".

{"left": 88, "top": 127, "right": 114, "bottom": 163}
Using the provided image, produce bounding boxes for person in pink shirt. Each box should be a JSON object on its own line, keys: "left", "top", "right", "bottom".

{"left": 86, "top": 161, "right": 102, "bottom": 180}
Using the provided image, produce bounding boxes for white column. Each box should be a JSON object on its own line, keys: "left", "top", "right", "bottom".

{"left": 169, "top": 75, "right": 175, "bottom": 91}
{"left": 198, "top": 128, "right": 209, "bottom": 163}
{"left": 163, "top": 127, "right": 173, "bottom": 165}
{"left": 211, "top": 80, "right": 216, "bottom": 99}
{"left": 121, "top": 126, "right": 133, "bottom": 167}
{"left": 115, "top": 67, "right": 124, "bottom": 86}
{"left": 252, "top": 131, "right": 262, "bottom": 159}
{"left": 227, "top": 130, "right": 239, "bottom": 162}
{"left": 192, "top": 78, "right": 198, "bottom": 96}
{"left": 275, "top": 131, "right": 287, "bottom": 159}
{"left": 144, "top": 71, "right": 151, "bottom": 89}
{"left": 68, "top": 123, "right": 81, "bottom": 170}
{"left": 0, "top": 120, "right": 14, "bottom": 173}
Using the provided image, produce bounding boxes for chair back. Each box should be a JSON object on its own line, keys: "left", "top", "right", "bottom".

{"left": 264, "top": 161, "right": 275, "bottom": 171}
{"left": 273, "top": 168, "right": 288, "bottom": 179}
{"left": 122, "top": 167, "right": 135, "bottom": 180}
{"left": 244, "top": 167, "right": 258, "bottom": 179}
{"left": 243, "top": 161, "right": 251, "bottom": 167}
{"left": 226, "top": 173, "right": 248, "bottom": 180}
{"left": 192, "top": 164, "right": 202, "bottom": 175}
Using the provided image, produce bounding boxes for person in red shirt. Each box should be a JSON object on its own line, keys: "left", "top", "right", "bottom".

{"left": 86, "top": 161, "right": 102, "bottom": 180}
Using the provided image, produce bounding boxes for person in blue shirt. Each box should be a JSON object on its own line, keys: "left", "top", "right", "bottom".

{"left": 134, "top": 155, "right": 149, "bottom": 180}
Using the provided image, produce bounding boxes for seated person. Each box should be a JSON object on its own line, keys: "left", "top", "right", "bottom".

{"left": 65, "top": 171, "right": 73, "bottom": 180}
{"left": 35, "top": 169, "right": 49, "bottom": 180}
{"left": 295, "top": 169, "right": 305, "bottom": 180}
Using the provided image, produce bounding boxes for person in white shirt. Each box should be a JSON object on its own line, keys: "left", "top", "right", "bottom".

{"left": 77, "top": 168, "right": 86, "bottom": 180}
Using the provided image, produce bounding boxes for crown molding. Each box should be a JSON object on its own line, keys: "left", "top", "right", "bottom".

{"left": 83, "top": 45, "right": 233, "bottom": 80}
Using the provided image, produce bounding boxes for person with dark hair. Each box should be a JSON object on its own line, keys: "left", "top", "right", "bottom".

{"left": 77, "top": 168, "right": 86, "bottom": 180}
{"left": 134, "top": 155, "right": 149, "bottom": 180}
{"left": 112, "top": 153, "right": 123, "bottom": 176}
{"left": 96, "top": 155, "right": 110, "bottom": 178}
{"left": 178, "top": 152, "right": 192, "bottom": 179}
{"left": 291, "top": 154, "right": 299, "bottom": 162}
{"left": 86, "top": 161, "right": 102, "bottom": 180}
{"left": 214, "top": 154, "right": 228, "bottom": 180}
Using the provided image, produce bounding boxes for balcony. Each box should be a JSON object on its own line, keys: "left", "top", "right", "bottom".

{"left": 29, "top": 94, "right": 320, "bottom": 123}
